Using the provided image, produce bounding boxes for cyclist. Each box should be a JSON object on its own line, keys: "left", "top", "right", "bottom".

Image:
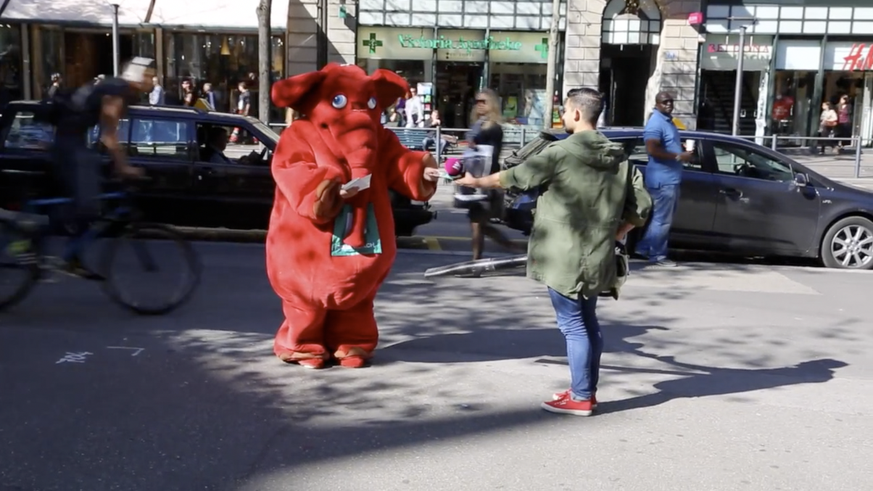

{"left": 46, "top": 57, "right": 152, "bottom": 279}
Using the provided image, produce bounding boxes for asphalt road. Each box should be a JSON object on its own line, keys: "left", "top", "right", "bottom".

{"left": 2, "top": 241, "right": 873, "bottom": 491}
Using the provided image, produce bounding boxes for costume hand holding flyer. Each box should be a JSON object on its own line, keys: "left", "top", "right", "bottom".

{"left": 342, "top": 174, "right": 372, "bottom": 191}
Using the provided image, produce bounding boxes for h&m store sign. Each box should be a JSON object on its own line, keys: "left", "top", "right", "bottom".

{"left": 358, "top": 27, "right": 551, "bottom": 64}
{"left": 839, "top": 43, "right": 873, "bottom": 71}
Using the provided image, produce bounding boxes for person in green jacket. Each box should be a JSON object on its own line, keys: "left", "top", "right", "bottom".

{"left": 455, "top": 88, "right": 652, "bottom": 416}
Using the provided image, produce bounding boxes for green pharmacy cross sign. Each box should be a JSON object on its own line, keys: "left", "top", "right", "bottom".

{"left": 535, "top": 38, "right": 549, "bottom": 59}
{"left": 363, "top": 33, "right": 383, "bottom": 54}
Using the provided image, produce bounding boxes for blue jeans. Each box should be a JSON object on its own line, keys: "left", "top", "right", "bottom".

{"left": 636, "top": 183, "right": 680, "bottom": 261}
{"left": 548, "top": 288, "right": 602, "bottom": 400}
{"left": 423, "top": 137, "right": 446, "bottom": 159}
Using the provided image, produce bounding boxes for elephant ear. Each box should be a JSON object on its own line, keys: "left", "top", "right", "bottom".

{"left": 271, "top": 67, "right": 334, "bottom": 112}
{"left": 370, "top": 69, "right": 409, "bottom": 110}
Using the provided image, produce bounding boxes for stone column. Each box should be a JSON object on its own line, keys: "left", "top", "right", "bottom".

{"left": 562, "top": 0, "right": 606, "bottom": 96}
{"left": 646, "top": 0, "right": 703, "bottom": 129}
{"left": 326, "top": 0, "right": 356, "bottom": 65}
{"left": 286, "top": 0, "right": 320, "bottom": 76}
{"left": 286, "top": 0, "right": 357, "bottom": 77}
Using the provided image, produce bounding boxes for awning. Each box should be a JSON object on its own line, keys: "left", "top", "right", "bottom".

{"left": 0, "top": 0, "right": 289, "bottom": 30}
{"left": 149, "top": 1, "right": 289, "bottom": 30}
{"left": 0, "top": 0, "right": 154, "bottom": 26}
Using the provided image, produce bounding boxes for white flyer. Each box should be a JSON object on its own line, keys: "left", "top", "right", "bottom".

{"left": 342, "top": 174, "right": 372, "bottom": 191}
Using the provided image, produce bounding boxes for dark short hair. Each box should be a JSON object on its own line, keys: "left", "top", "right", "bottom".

{"left": 208, "top": 126, "right": 228, "bottom": 141}
{"left": 565, "top": 88, "right": 603, "bottom": 125}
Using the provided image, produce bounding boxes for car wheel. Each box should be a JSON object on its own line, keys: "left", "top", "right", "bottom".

{"left": 821, "top": 216, "right": 873, "bottom": 270}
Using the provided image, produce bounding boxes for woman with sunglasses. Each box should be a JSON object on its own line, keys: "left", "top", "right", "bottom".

{"left": 459, "top": 88, "right": 525, "bottom": 260}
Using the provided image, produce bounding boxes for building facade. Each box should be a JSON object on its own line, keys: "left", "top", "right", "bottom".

{"left": 0, "top": 0, "right": 289, "bottom": 121}
{"left": 702, "top": 1, "right": 873, "bottom": 146}
{"left": 0, "top": 0, "right": 705, "bottom": 128}
{"left": 286, "top": 0, "right": 703, "bottom": 130}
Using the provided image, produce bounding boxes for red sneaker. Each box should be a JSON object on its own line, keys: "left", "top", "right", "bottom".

{"left": 541, "top": 396, "right": 594, "bottom": 416}
{"left": 552, "top": 389, "right": 597, "bottom": 408}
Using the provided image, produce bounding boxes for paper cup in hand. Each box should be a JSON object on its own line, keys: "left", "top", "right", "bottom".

{"left": 685, "top": 139, "right": 696, "bottom": 152}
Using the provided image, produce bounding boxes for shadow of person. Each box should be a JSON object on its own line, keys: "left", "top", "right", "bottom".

{"left": 378, "top": 324, "right": 669, "bottom": 365}
{"left": 599, "top": 356, "right": 848, "bottom": 414}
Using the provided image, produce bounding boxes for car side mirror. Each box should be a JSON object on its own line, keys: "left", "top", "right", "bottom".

{"left": 793, "top": 173, "right": 809, "bottom": 188}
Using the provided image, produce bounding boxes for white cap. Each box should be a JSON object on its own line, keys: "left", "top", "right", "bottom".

{"left": 121, "top": 57, "right": 154, "bottom": 82}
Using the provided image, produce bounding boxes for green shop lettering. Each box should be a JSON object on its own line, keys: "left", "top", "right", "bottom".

{"left": 397, "top": 35, "right": 523, "bottom": 53}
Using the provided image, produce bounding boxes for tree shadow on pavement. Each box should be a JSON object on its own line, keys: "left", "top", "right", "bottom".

{"left": 0, "top": 248, "right": 855, "bottom": 491}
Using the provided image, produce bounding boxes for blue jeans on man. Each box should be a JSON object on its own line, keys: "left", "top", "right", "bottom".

{"left": 635, "top": 184, "right": 680, "bottom": 262}
{"left": 548, "top": 288, "right": 602, "bottom": 400}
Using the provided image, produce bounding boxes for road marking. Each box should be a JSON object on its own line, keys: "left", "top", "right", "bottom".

{"left": 425, "top": 237, "right": 442, "bottom": 250}
{"left": 56, "top": 352, "right": 93, "bottom": 364}
{"left": 107, "top": 346, "right": 145, "bottom": 356}
{"left": 418, "top": 235, "right": 528, "bottom": 243}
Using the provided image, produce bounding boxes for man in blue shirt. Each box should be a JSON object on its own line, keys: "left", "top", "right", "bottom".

{"left": 634, "top": 91, "right": 693, "bottom": 267}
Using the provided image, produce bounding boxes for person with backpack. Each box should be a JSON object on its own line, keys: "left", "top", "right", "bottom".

{"left": 455, "top": 88, "right": 652, "bottom": 416}
{"left": 36, "top": 58, "right": 152, "bottom": 279}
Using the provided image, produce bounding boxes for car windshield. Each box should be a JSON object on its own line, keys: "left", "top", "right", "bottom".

{"left": 249, "top": 119, "right": 280, "bottom": 144}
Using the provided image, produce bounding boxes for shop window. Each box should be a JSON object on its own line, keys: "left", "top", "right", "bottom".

{"left": 0, "top": 25, "right": 23, "bottom": 109}
{"left": 127, "top": 118, "right": 191, "bottom": 160}
{"left": 823, "top": 71, "right": 866, "bottom": 141}
{"left": 712, "top": 142, "right": 793, "bottom": 182}
{"left": 3, "top": 111, "right": 54, "bottom": 150}
{"left": 490, "top": 63, "right": 547, "bottom": 127}
{"left": 772, "top": 70, "right": 816, "bottom": 141}
{"left": 36, "top": 27, "right": 64, "bottom": 100}
{"left": 164, "top": 33, "right": 285, "bottom": 122}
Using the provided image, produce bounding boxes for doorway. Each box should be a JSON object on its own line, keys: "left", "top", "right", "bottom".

{"left": 435, "top": 61, "right": 483, "bottom": 128}
{"left": 599, "top": 44, "right": 654, "bottom": 127}
{"left": 63, "top": 30, "right": 133, "bottom": 88}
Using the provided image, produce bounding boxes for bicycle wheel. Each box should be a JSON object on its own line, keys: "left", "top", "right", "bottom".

{"left": 100, "top": 223, "right": 201, "bottom": 315}
{"left": 0, "top": 221, "right": 39, "bottom": 312}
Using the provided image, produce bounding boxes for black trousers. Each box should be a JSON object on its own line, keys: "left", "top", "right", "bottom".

{"left": 50, "top": 140, "right": 102, "bottom": 228}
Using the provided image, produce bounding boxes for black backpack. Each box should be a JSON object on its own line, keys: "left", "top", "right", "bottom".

{"left": 33, "top": 84, "right": 95, "bottom": 126}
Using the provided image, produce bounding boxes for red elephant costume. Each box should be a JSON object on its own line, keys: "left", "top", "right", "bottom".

{"left": 267, "top": 63, "right": 438, "bottom": 369}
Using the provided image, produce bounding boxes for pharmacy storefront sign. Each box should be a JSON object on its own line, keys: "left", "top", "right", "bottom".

{"left": 358, "top": 28, "right": 551, "bottom": 64}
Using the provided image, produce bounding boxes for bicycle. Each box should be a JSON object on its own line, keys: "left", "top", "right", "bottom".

{"left": 0, "top": 178, "right": 201, "bottom": 315}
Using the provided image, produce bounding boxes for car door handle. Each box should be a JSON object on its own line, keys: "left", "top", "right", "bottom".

{"left": 197, "top": 167, "right": 215, "bottom": 180}
{"left": 719, "top": 188, "right": 742, "bottom": 197}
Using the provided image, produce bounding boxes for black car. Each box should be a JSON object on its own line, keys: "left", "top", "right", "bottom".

{"left": 0, "top": 101, "right": 435, "bottom": 236}
{"left": 502, "top": 128, "right": 873, "bottom": 270}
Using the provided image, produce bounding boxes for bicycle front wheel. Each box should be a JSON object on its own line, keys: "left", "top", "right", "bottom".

{"left": 101, "top": 223, "right": 201, "bottom": 315}
{"left": 0, "top": 221, "right": 39, "bottom": 312}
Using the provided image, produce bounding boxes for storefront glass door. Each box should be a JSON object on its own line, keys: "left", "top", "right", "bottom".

{"left": 435, "top": 61, "right": 483, "bottom": 129}
{"left": 862, "top": 73, "right": 873, "bottom": 147}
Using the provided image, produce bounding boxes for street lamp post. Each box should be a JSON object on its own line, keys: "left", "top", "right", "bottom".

{"left": 727, "top": 17, "right": 757, "bottom": 136}
{"left": 111, "top": 3, "right": 120, "bottom": 76}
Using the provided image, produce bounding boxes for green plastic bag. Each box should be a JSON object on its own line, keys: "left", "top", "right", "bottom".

{"left": 330, "top": 203, "right": 382, "bottom": 256}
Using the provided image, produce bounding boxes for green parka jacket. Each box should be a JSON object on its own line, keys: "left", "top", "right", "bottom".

{"left": 499, "top": 130, "right": 653, "bottom": 299}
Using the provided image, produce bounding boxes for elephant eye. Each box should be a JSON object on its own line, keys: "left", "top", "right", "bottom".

{"left": 367, "top": 97, "right": 377, "bottom": 109}
{"left": 331, "top": 94, "right": 348, "bottom": 109}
